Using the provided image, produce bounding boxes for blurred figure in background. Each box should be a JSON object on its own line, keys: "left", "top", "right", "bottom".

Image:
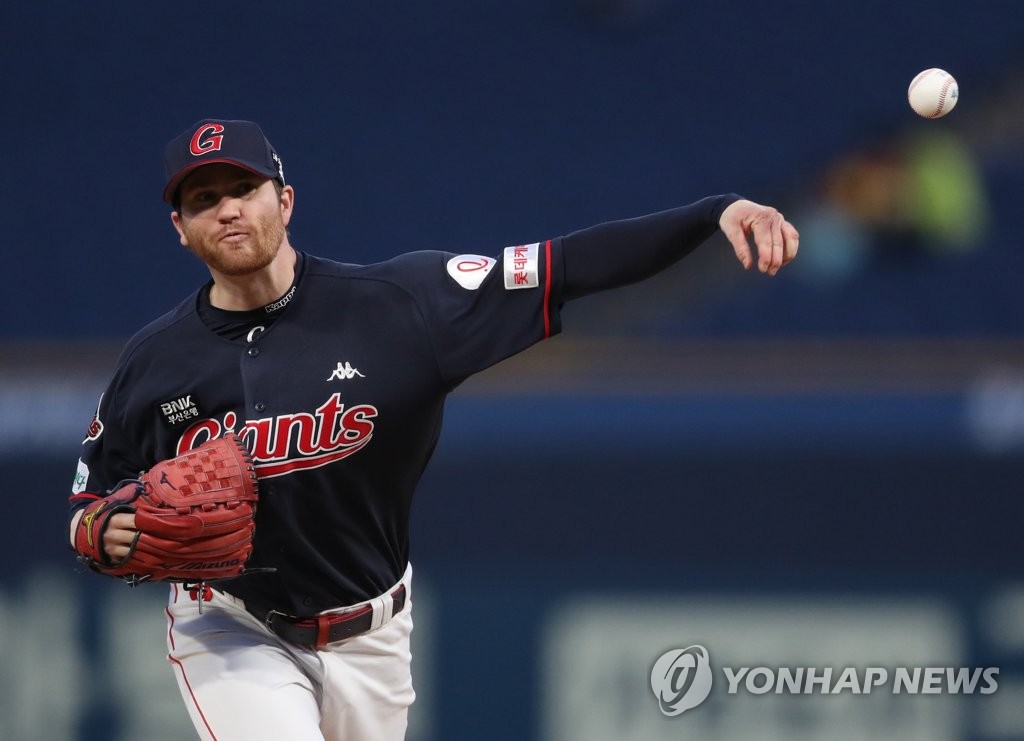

{"left": 795, "top": 127, "right": 989, "bottom": 284}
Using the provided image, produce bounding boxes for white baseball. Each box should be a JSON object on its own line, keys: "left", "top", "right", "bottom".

{"left": 908, "top": 68, "right": 958, "bottom": 118}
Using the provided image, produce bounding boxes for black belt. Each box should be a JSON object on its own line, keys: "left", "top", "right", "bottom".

{"left": 250, "top": 584, "right": 407, "bottom": 649}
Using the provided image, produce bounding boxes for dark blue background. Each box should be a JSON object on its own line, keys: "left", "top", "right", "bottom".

{"left": 4, "top": 1, "right": 1024, "bottom": 340}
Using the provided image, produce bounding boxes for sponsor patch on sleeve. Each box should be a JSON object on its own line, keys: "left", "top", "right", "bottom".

{"left": 72, "top": 458, "right": 89, "bottom": 494}
{"left": 446, "top": 255, "right": 496, "bottom": 290}
{"left": 83, "top": 394, "right": 104, "bottom": 443}
{"left": 503, "top": 243, "right": 540, "bottom": 289}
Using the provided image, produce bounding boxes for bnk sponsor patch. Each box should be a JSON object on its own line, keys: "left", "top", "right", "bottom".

{"left": 503, "top": 243, "right": 539, "bottom": 289}
{"left": 159, "top": 394, "right": 200, "bottom": 426}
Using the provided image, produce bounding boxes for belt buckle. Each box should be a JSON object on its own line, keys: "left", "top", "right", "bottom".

{"left": 264, "top": 608, "right": 291, "bottom": 632}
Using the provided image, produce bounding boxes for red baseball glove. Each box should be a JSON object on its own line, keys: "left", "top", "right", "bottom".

{"left": 74, "top": 433, "right": 260, "bottom": 584}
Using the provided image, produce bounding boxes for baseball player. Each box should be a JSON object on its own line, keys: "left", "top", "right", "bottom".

{"left": 67, "top": 118, "right": 798, "bottom": 740}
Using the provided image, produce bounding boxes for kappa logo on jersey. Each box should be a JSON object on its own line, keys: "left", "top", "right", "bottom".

{"left": 159, "top": 395, "right": 200, "bottom": 426}
{"left": 327, "top": 362, "right": 365, "bottom": 381}
{"left": 190, "top": 123, "right": 225, "bottom": 155}
{"left": 504, "top": 243, "right": 540, "bottom": 289}
{"left": 446, "top": 255, "right": 496, "bottom": 290}
{"left": 265, "top": 285, "right": 296, "bottom": 313}
{"left": 176, "top": 392, "right": 378, "bottom": 479}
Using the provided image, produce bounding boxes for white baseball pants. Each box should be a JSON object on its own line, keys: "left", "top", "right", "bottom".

{"left": 164, "top": 566, "right": 415, "bottom": 741}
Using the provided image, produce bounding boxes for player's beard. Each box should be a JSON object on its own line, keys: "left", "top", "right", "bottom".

{"left": 183, "top": 212, "right": 286, "bottom": 277}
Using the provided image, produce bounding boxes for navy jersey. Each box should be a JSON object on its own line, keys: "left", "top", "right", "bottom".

{"left": 71, "top": 242, "right": 563, "bottom": 616}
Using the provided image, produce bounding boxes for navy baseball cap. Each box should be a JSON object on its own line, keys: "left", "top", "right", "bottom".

{"left": 162, "top": 118, "right": 285, "bottom": 203}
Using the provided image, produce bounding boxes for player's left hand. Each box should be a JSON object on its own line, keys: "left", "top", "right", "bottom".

{"left": 719, "top": 199, "right": 799, "bottom": 276}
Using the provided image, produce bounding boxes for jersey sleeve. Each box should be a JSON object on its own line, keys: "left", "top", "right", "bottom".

{"left": 68, "top": 370, "right": 147, "bottom": 514}
{"left": 389, "top": 240, "right": 564, "bottom": 388}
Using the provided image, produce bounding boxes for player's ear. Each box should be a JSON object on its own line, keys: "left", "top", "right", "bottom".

{"left": 170, "top": 210, "right": 189, "bottom": 247}
{"left": 279, "top": 184, "right": 294, "bottom": 227}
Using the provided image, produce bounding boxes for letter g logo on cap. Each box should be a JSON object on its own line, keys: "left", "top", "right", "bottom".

{"left": 190, "top": 124, "right": 225, "bottom": 156}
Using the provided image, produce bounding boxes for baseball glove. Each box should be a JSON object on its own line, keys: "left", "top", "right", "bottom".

{"left": 74, "top": 433, "right": 260, "bottom": 584}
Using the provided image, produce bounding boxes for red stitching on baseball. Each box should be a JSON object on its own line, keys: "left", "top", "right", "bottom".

{"left": 933, "top": 76, "right": 954, "bottom": 117}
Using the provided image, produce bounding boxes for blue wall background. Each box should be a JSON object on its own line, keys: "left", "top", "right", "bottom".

{"left": 3, "top": 0, "right": 1024, "bottom": 340}
{"left": 2, "top": 2, "right": 1024, "bottom": 740}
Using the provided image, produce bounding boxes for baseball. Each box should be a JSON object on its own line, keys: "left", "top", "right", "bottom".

{"left": 908, "top": 68, "right": 958, "bottom": 118}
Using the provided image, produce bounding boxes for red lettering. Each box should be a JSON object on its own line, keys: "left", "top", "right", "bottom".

{"left": 244, "top": 418, "right": 276, "bottom": 461}
{"left": 177, "top": 418, "right": 220, "bottom": 455}
{"left": 176, "top": 396, "right": 379, "bottom": 476}
{"left": 277, "top": 413, "right": 317, "bottom": 457}
{"left": 316, "top": 393, "right": 347, "bottom": 449}
{"left": 341, "top": 406, "right": 378, "bottom": 442}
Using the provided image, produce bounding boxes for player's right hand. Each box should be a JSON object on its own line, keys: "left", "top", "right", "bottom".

{"left": 103, "top": 513, "right": 139, "bottom": 561}
{"left": 719, "top": 199, "right": 799, "bottom": 276}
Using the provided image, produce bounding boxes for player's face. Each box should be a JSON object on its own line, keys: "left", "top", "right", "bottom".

{"left": 171, "top": 164, "right": 293, "bottom": 277}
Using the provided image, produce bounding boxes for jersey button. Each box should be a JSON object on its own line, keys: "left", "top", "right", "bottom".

{"left": 254, "top": 402, "right": 266, "bottom": 412}
{"left": 303, "top": 597, "right": 314, "bottom": 606}
{"left": 247, "top": 346, "right": 260, "bottom": 357}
